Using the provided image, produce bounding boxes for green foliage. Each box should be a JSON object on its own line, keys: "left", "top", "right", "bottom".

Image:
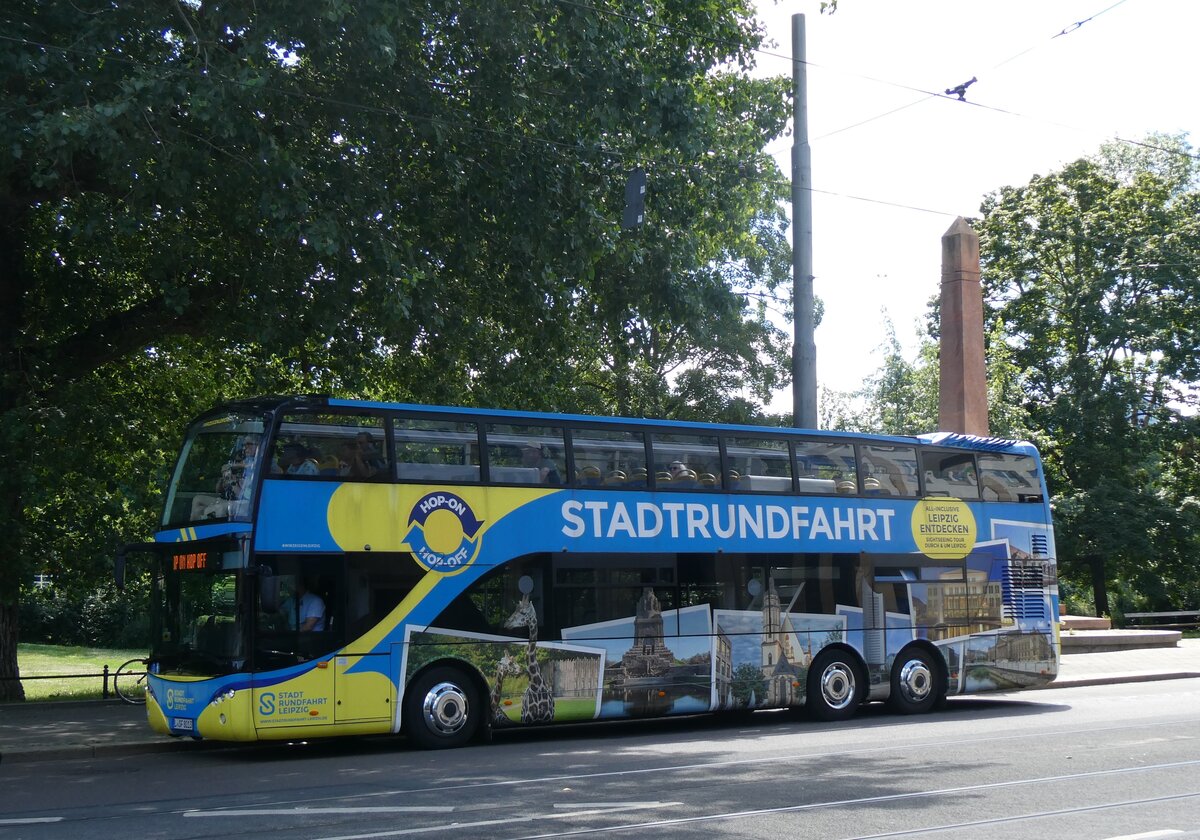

{"left": 975, "top": 134, "right": 1200, "bottom": 613}
{"left": 830, "top": 134, "right": 1200, "bottom": 613}
{"left": 19, "top": 576, "right": 151, "bottom": 649}
{"left": 820, "top": 316, "right": 943, "bottom": 435}
{"left": 1, "top": 1, "right": 796, "bottom": 696}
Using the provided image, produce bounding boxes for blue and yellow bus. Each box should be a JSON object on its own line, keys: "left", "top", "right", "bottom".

{"left": 133, "top": 396, "right": 1059, "bottom": 748}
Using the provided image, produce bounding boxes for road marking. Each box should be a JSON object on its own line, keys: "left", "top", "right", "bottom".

{"left": 839, "top": 800, "right": 1198, "bottom": 840}
{"left": 0, "top": 818, "right": 64, "bottom": 825}
{"left": 508, "top": 761, "right": 1200, "bottom": 838}
{"left": 312, "top": 802, "right": 681, "bottom": 840}
{"left": 185, "top": 807, "right": 455, "bottom": 817}
{"left": 1102, "top": 832, "right": 1185, "bottom": 840}
{"left": 173, "top": 716, "right": 1200, "bottom": 817}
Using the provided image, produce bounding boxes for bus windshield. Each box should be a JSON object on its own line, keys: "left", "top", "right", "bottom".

{"left": 162, "top": 412, "right": 266, "bottom": 527}
{"left": 152, "top": 546, "right": 246, "bottom": 673}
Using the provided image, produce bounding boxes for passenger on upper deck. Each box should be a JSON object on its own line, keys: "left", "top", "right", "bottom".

{"left": 521, "top": 442, "right": 561, "bottom": 485}
{"left": 278, "top": 442, "right": 320, "bottom": 476}
{"left": 338, "top": 438, "right": 379, "bottom": 479}
{"left": 190, "top": 436, "right": 260, "bottom": 519}
{"left": 355, "top": 432, "right": 388, "bottom": 473}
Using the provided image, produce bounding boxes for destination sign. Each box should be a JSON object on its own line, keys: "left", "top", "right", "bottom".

{"left": 171, "top": 551, "right": 209, "bottom": 571}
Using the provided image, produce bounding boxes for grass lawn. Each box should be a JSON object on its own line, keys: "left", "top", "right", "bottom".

{"left": 15, "top": 643, "right": 147, "bottom": 702}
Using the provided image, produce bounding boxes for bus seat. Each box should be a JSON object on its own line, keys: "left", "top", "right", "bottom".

{"left": 578, "top": 465, "right": 603, "bottom": 486}
{"left": 836, "top": 479, "right": 857, "bottom": 494}
{"left": 740, "top": 474, "right": 790, "bottom": 492}
{"left": 605, "top": 469, "right": 627, "bottom": 486}
{"left": 672, "top": 469, "right": 698, "bottom": 488}
{"left": 698, "top": 472, "right": 718, "bottom": 487}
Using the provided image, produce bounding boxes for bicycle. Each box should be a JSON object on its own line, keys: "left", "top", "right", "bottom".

{"left": 113, "top": 658, "right": 149, "bottom": 705}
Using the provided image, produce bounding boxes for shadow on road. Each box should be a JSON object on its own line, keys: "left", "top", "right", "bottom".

{"left": 182, "top": 693, "right": 1069, "bottom": 766}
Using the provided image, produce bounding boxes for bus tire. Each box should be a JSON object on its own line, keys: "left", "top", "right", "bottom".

{"left": 887, "top": 646, "right": 939, "bottom": 715}
{"left": 404, "top": 666, "right": 481, "bottom": 750}
{"left": 806, "top": 649, "right": 862, "bottom": 722}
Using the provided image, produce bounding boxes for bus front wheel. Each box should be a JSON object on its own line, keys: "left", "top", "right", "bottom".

{"left": 404, "top": 666, "right": 481, "bottom": 750}
{"left": 888, "top": 647, "right": 939, "bottom": 715}
{"left": 806, "top": 650, "right": 862, "bottom": 722}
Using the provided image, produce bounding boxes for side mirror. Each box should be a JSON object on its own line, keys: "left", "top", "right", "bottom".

{"left": 114, "top": 542, "right": 159, "bottom": 591}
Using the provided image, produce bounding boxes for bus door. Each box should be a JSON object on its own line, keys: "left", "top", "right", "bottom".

{"left": 252, "top": 556, "right": 342, "bottom": 729}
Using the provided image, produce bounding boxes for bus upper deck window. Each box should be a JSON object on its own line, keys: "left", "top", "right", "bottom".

{"left": 486, "top": 424, "right": 565, "bottom": 486}
{"left": 978, "top": 452, "right": 1043, "bottom": 503}
{"left": 725, "top": 436, "right": 792, "bottom": 493}
{"left": 793, "top": 440, "right": 857, "bottom": 495}
{"left": 650, "top": 432, "right": 721, "bottom": 491}
{"left": 394, "top": 417, "right": 481, "bottom": 483}
{"left": 858, "top": 445, "right": 919, "bottom": 497}
{"left": 277, "top": 413, "right": 389, "bottom": 480}
{"left": 571, "top": 427, "right": 648, "bottom": 488}
{"left": 920, "top": 450, "right": 981, "bottom": 500}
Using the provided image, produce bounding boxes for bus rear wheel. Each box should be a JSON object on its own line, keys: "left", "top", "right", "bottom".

{"left": 806, "top": 650, "right": 862, "bottom": 722}
{"left": 404, "top": 666, "right": 481, "bottom": 750}
{"left": 888, "top": 647, "right": 939, "bottom": 715}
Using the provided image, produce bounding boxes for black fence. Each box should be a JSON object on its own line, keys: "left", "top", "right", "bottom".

{"left": 0, "top": 665, "right": 136, "bottom": 699}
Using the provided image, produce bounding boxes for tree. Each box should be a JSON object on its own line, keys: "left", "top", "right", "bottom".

{"left": 975, "top": 136, "right": 1200, "bottom": 615}
{"left": 1, "top": 2, "right": 792, "bottom": 698}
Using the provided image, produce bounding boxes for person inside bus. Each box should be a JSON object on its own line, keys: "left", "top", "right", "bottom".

{"left": 521, "top": 442, "right": 561, "bottom": 485}
{"left": 667, "top": 461, "right": 697, "bottom": 486}
{"left": 281, "top": 578, "right": 326, "bottom": 632}
{"left": 355, "top": 432, "right": 388, "bottom": 473}
{"left": 233, "top": 437, "right": 260, "bottom": 473}
{"left": 278, "top": 442, "right": 320, "bottom": 476}
{"left": 338, "top": 438, "right": 379, "bottom": 479}
{"left": 190, "top": 437, "right": 260, "bottom": 519}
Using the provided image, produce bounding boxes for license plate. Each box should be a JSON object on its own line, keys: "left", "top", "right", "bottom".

{"left": 173, "top": 717, "right": 194, "bottom": 732}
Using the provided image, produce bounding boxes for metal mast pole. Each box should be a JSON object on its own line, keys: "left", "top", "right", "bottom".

{"left": 791, "top": 13, "right": 817, "bottom": 428}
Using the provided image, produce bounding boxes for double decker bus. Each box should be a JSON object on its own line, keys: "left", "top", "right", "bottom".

{"left": 131, "top": 395, "right": 1059, "bottom": 749}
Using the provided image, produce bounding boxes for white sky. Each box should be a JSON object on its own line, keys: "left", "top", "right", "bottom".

{"left": 749, "top": 0, "right": 1200, "bottom": 415}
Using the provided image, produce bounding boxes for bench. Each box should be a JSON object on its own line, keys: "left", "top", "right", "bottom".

{"left": 1124, "top": 610, "right": 1200, "bottom": 630}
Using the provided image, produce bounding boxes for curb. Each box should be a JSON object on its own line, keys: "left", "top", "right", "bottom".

{"left": 0, "top": 698, "right": 130, "bottom": 711}
{"left": 1, "top": 737, "right": 232, "bottom": 765}
{"left": 1032, "top": 671, "right": 1200, "bottom": 691}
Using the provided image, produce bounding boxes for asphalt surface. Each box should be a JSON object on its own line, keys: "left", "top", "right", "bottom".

{"left": 2, "top": 637, "right": 1197, "bottom": 765}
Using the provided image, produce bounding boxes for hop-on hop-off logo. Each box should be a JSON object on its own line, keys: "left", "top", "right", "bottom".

{"left": 404, "top": 491, "right": 485, "bottom": 573}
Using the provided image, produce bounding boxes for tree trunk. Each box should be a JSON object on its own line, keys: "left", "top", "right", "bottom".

{"left": 0, "top": 601, "right": 25, "bottom": 702}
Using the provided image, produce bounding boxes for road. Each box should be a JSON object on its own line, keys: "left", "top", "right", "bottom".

{"left": 2, "top": 679, "right": 1199, "bottom": 839}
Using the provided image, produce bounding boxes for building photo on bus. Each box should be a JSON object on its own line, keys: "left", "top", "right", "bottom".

{"left": 126, "top": 395, "right": 1058, "bottom": 749}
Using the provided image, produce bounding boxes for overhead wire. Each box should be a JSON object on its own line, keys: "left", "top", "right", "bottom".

{"left": 770, "top": 0, "right": 1192, "bottom": 162}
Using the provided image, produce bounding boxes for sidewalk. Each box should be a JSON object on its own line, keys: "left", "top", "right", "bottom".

{"left": 2, "top": 639, "right": 1198, "bottom": 765}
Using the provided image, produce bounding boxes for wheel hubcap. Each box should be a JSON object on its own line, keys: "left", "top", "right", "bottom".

{"left": 820, "top": 663, "right": 856, "bottom": 710}
{"left": 421, "top": 682, "right": 469, "bottom": 736}
{"left": 898, "top": 659, "right": 932, "bottom": 704}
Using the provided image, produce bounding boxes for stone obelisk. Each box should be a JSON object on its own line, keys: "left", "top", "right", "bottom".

{"left": 938, "top": 217, "right": 989, "bottom": 436}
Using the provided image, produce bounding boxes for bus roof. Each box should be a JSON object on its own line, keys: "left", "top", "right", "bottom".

{"left": 197, "top": 395, "right": 1039, "bottom": 456}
